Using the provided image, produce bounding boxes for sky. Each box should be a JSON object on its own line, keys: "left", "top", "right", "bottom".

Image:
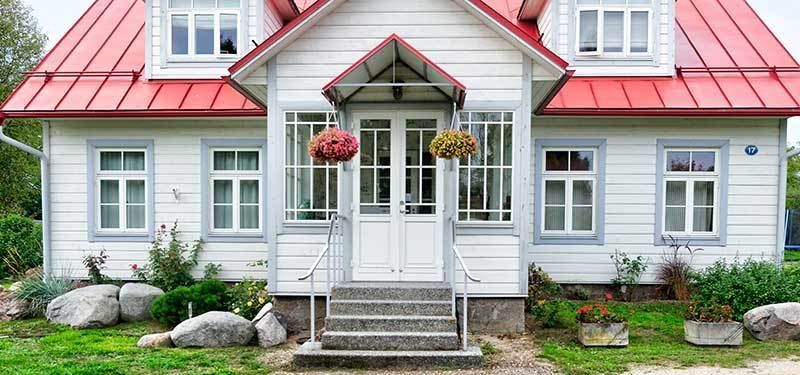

{"left": 19, "top": 0, "right": 800, "bottom": 144}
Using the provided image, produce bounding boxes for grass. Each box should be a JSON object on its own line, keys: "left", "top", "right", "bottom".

{"left": 786, "top": 250, "right": 800, "bottom": 263}
{"left": 0, "top": 319, "right": 274, "bottom": 374}
{"left": 533, "top": 301, "right": 800, "bottom": 375}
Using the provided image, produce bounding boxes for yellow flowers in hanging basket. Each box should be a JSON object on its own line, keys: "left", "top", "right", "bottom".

{"left": 429, "top": 129, "right": 478, "bottom": 159}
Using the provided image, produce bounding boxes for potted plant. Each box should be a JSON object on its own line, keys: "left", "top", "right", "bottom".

{"left": 576, "top": 303, "right": 629, "bottom": 347}
{"left": 684, "top": 302, "right": 742, "bottom": 346}
{"left": 428, "top": 129, "right": 478, "bottom": 159}
{"left": 307, "top": 127, "right": 359, "bottom": 163}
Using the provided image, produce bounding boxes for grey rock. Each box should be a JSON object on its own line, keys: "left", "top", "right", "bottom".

{"left": 119, "top": 283, "right": 164, "bottom": 322}
{"left": 45, "top": 284, "right": 120, "bottom": 329}
{"left": 171, "top": 311, "right": 255, "bottom": 348}
{"left": 251, "top": 302, "right": 273, "bottom": 322}
{"left": 0, "top": 288, "right": 29, "bottom": 321}
{"left": 255, "top": 312, "right": 287, "bottom": 347}
{"left": 137, "top": 332, "right": 174, "bottom": 348}
{"left": 744, "top": 302, "right": 800, "bottom": 341}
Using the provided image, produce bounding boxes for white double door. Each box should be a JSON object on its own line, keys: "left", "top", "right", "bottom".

{"left": 352, "top": 111, "right": 445, "bottom": 282}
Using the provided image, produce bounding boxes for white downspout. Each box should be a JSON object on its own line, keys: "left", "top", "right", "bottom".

{"left": 0, "top": 118, "right": 51, "bottom": 276}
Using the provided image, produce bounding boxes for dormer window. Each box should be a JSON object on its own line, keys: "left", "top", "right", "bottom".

{"left": 576, "top": 0, "right": 653, "bottom": 57}
{"left": 168, "top": 0, "right": 242, "bottom": 59}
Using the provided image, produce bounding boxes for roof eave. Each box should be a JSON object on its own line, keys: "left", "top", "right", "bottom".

{"left": 539, "top": 108, "right": 800, "bottom": 117}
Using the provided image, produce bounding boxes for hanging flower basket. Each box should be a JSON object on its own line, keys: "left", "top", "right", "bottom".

{"left": 428, "top": 130, "right": 478, "bottom": 160}
{"left": 308, "top": 127, "right": 360, "bottom": 163}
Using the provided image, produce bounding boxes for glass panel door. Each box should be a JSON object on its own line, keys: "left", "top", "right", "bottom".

{"left": 404, "top": 119, "right": 438, "bottom": 215}
{"left": 359, "top": 119, "right": 392, "bottom": 215}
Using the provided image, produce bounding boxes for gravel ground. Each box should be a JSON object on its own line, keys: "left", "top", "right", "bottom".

{"left": 628, "top": 359, "right": 800, "bottom": 375}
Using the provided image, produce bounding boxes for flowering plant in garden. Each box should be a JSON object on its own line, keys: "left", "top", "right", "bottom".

{"left": 685, "top": 301, "right": 734, "bottom": 323}
{"left": 428, "top": 129, "right": 478, "bottom": 159}
{"left": 576, "top": 303, "right": 626, "bottom": 324}
{"left": 227, "top": 277, "right": 271, "bottom": 320}
{"left": 308, "top": 127, "right": 359, "bottom": 163}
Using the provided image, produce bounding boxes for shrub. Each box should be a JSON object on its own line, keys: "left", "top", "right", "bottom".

{"left": 657, "top": 236, "right": 702, "bottom": 300}
{"left": 568, "top": 286, "right": 591, "bottom": 301}
{"left": 576, "top": 303, "right": 627, "bottom": 324}
{"left": 227, "top": 278, "right": 271, "bottom": 320}
{"left": 526, "top": 263, "right": 562, "bottom": 312}
{"left": 685, "top": 301, "right": 734, "bottom": 323}
{"left": 132, "top": 222, "right": 203, "bottom": 292}
{"left": 150, "top": 279, "right": 228, "bottom": 327}
{"left": 691, "top": 259, "right": 800, "bottom": 320}
{"left": 12, "top": 271, "right": 74, "bottom": 316}
{"left": 82, "top": 250, "right": 111, "bottom": 285}
{"left": 0, "top": 214, "right": 42, "bottom": 278}
{"left": 531, "top": 299, "right": 577, "bottom": 329}
{"left": 610, "top": 250, "right": 649, "bottom": 301}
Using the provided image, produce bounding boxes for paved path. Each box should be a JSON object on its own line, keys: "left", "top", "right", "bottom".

{"left": 629, "top": 359, "right": 800, "bottom": 375}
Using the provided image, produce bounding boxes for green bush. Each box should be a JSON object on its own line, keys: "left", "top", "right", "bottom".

{"left": 150, "top": 280, "right": 228, "bottom": 327}
{"left": 11, "top": 271, "right": 74, "bottom": 316}
{"left": 0, "top": 214, "right": 42, "bottom": 278}
{"left": 531, "top": 300, "right": 577, "bottom": 329}
{"left": 132, "top": 222, "right": 203, "bottom": 292}
{"left": 526, "top": 263, "right": 562, "bottom": 312}
{"left": 227, "top": 278, "right": 271, "bottom": 320}
{"left": 691, "top": 259, "right": 800, "bottom": 320}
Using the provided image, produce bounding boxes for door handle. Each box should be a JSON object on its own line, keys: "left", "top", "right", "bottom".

{"left": 400, "top": 200, "right": 411, "bottom": 214}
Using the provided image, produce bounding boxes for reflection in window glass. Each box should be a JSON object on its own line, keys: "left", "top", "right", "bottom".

{"left": 219, "top": 14, "right": 238, "bottom": 55}
{"left": 579, "top": 10, "right": 599, "bottom": 52}
{"left": 630, "top": 11, "right": 650, "bottom": 53}
{"left": 603, "top": 11, "right": 624, "bottom": 53}
{"left": 194, "top": 14, "right": 214, "bottom": 55}
{"left": 171, "top": 15, "right": 189, "bottom": 55}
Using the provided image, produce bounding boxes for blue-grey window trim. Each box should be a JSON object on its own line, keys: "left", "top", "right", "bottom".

{"left": 201, "top": 139, "right": 268, "bottom": 243}
{"left": 655, "top": 139, "right": 729, "bottom": 246}
{"left": 87, "top": 139, "right": 155, "bottom": 243}
{"left": 533, "top": 138, "right": 607, "bottom": 245}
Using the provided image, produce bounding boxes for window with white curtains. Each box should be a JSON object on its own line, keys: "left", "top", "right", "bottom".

{"left": 541, "top": 148, "right": 597, "bottom": 235}
{"left": 457, "top": 112, "right": 514, "bottom": 223}
{"left": 96, "top": 150, "right": 148, "bottom": 232}
{"left": 167, "top": 0, "right": 241, "bottom": 58}
{"left": 576, "top": 0, "right": 653, "bottom": 56}
{"left": 662, "top": 149, "right": 719, "bottom": 235}
{"left": 209, "top": 149, "right": 262, "bottom": 232}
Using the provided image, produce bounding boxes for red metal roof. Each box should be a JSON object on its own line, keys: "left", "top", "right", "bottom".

{"left": 0, "top": 0, "right": 265, "bottom": 119}
{"left": 542, "top": 0, "right": 800, "bottom": 116}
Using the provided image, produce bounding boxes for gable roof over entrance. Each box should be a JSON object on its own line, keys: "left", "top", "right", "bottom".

{"left": 321, "top": 35, "right": 467, "bottom": 108}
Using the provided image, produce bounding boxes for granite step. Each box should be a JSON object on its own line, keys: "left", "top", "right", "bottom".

{"left": 321, "top": 331, "right": 460, "bottom": 351}
{"left": 330, "top": 299, "right": 452, "bottom": 316}
{"left": 294, "top": 342, "right": 483, "bottom": 368}
{"left": 332, "top": 282, "right": 452, "bottom": 301}
{"left": 325, "top": 315, "right": 457, "bottom": 332}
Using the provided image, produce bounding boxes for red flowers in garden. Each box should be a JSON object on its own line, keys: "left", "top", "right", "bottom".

{"left": 576, "top": 302, "right": 626, "bottom": 324}
{"left": 308, "top": 127, "right": 360, "bottom": 163}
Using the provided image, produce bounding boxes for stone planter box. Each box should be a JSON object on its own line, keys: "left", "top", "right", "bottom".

{"left": 684, "top": 320, "right": 743, "bottom": 346}
{"left": 578, "top": 323, "right": 629, "bottom": 347}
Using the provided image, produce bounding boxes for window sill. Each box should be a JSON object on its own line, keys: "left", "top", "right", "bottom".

{"left": 534, "top": 234, "right": 603, "bottom": 246}
{"left": 655, "top": 235, "right": 725, "bottom": 247}
{"left": 90, "top": 232, "right": 152, "bottom": 243}
{"left": 282, "top": 222, "right": 334, "bottom": 235}
{"left": 205, "top": 233, "right": 266, "bottom": 243}
{"left": 456, "top": 223, "right": 514, "bottom": 236}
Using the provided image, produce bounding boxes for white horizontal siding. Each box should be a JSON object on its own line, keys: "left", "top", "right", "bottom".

{"left": 530, "top": 118, "right": 781, "bottom": 284}
{"left": 48, "top": 119, "right": 269, "bottom": 281}
{"left": 454, "top": 235, "right": 521, "bottom": 295}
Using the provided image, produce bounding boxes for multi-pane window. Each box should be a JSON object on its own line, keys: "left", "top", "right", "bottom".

{"left": 96, "top": 150, "right": 147, "bottom": 232}
{"left": 458, "top": 112, "right": 513, "bottom": 222}
{"left": 285, "top": 112, "right": 338, "bottom": 221}
{"left": 663, "top": 149, "right": 719, "bottom": 235}
{"left": 168, "top": 0, "right": 241, "bottom": 58}
{"left": 209, "top": 149, "right": 262, "bottom": 232}
{"left": 541, "top": 149, "right": 597, "bottom": 234}
{"left": 576, "top": 0, "right": 652, "bottom": 56}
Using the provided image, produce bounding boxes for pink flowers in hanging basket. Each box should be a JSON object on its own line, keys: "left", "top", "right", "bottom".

{"left": 429, "top": 130, "right": 478, "bottom": 159}
{"left": 308, "top": 127, "right": 360, "bottom": 163}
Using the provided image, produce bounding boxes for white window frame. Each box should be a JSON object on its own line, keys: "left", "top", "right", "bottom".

{"left": 575, "top": 0, "right": 654, "bottom": 57}
{"left": 208, "top": 148, "right": 263, "bottom": 234}
{"left": 457, "top": 111, "right": 515, "bottom": 224}
{"left": 95, "top": 149, "right": 149, "bottom": 234}
{"left": 540, "top": 148, "right": 598, "bottom": 236}
{"left": 661, "top": 148, "right": 720, "bottom": 237}
{"left": 166, "top": 0, "right": 242, "bottom": 60}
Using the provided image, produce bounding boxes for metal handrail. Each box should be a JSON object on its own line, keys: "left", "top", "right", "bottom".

{"left": 451, "top": 219, "right": 480, "bottom": 350}
{"left": 298, "top": 214, "right": 342, "bottom": 343}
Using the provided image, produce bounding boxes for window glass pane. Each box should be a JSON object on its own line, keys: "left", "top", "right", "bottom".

{"left": 219, "top": 0, "right": 240, "bottom": 7}
{"left": 238, "top": 151, "right": 259, "bottom": 171}
{"left": 665, "top": 207, "right": 686, "bottom": 232}
{"left": 214, "top": 206, "right": 233, "bottom": 229}
{"left": 545, "top": 151, "right": 569, "bottom": 171}
{"left": 692, "top": 152, "right": 716, "bottom": 172}
{"left": 214, "top": 151, "right": 236, "bottom": 170}
{"left": 630, "top": 11, "right": 649, "bottom": 53}
{"left": 406, "top": 131, "right": 420, "bottom": 166}
{"left": 486, "top": 169, "right": 502, "bottom": 210}
{"left": 329, "top": 169, "right": 338, "bottom": 210}
{"left": 169, "top": 0, "right": 190, "bottom": 7}
{"left": 376, "top": 131, "right": 391, "bottom": 166}
{"left": 298, "top": 168, "right": 311, "bottom": 209}
{"left": 100, "top": 152, "right": 122, "bottom": 171}
{"left": 573, "top": 180, "right": 593, "bottom": 205}
{"left": 502, "top": 169, "right": 512, "bottom": 211}
{"left": 195, "top": 14, "right": 214, "bottom": 55}
{"left": 313, "top": 168, "right": 326, "bottom": 209}
{"left": 470, "top": 123, "right": 485, "bottom": 166}
{"left": 101, "top": 206, "right": 120, "bottom": 229}
{"left": 545, "top": 207, "right": 566, "bottom": 231}
{"left": 693, "top": 181, "right": 715, "bottom": 206}
{"left": 123, "top": 152, "right": 145, "bottom": 171}
{"left": 240, "top": 180, "right": 259, "bottom": 204}
{"left": 570, "top": 151, "right": 594, "bottom": 171}
{"left": 360, "top": 168, "right": 374, "bottom": 204}
{"left": 603, "top": 11, "right": 624, "bottom": 53}
{"left": 171, "top": 15, "right": 189, "bottom": 55}
{"left": 458, "top": 168, "right": 468, "bottom": 210}
{"left": 300, "top": 113, "right": 328, "bottom": 123}
{"left": 213, "top": 180, "right": 233, "bottom": 204}
{"left": 572, "top": 207, "right": 593, "bottom": 231}
{"left": 298, "top": 124, "right": 312, "bottom": 165}
{"left": 193, "top": 0, "right": 214, "bottom": 8}
{"left": 665, "top": 180, "right": 686, "bottom": 205}
{"left": 503, "top": 124, "right": 513, "bottom": 166}
{"left": 100, "top": 180, "right": 119, "bottom": 204}
{"left": 126, "top": 180, "right": 145, "bottom": 204}
{"left": 545, "top": 180, "right": 566, "bottom": 205}
{"left": 693, "top": 208, "right": 714, "bottom": 232}
{"left": 422, "top": 131, "right": 435, "bottom": 166}
{"left": 667, "top": 151, "right": 690, "bottom": 172}
{"left": 469, "top": 168, "right": 485, "bottom": 211}
{"left": 579, "top": 10, "right": 599, "bottom": 52}
{"left": 240, "top": 206, "right": 259, "bottom": 229}
{"left": 220, "top": 14, "right": 238, "bottom": 55}
{"left": 127, "top": 205, "right": 145, "bottom": 229}
{"left": 487, "top": 124, "right": 501, "bottom": 166}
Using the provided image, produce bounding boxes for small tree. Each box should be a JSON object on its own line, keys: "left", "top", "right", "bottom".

{"left": 132, "top": 222, "right": 203, "bottom": 291}
{"left": 610, "top": 250, "right": 649, "bottom": 301}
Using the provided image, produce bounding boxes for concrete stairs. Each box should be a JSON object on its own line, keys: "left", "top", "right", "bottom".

{"left": 293, "top": 282, "right": 483, "bottom": 368}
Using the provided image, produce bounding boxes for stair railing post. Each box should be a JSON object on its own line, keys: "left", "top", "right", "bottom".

{"left": 310, "top": 272, "right": 315, "bottom": 343}
{"left": 463, "top": 272, "right": 468, "bottom": 350}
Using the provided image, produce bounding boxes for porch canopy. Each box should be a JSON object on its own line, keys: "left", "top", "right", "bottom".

{"left": 322, "top": 34, "right": 467, "bottom": 108}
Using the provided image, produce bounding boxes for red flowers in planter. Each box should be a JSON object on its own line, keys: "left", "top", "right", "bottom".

{"left": 308, "top": 127, "right": 360, "bottom": 163}
{"left": 576, "top": 303, "right": 626, "bottom": 324}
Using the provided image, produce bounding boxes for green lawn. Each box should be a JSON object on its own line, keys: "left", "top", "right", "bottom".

{"left": 0, "top": 319, "right": 274, "bottom": 374}
{"left": 533, "top": 302, "right": 800, "bottom": 375}
{"left": 786, "top": 250, "right": 800, "bottom": 263}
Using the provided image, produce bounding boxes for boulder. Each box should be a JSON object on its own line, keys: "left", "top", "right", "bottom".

{"left": 45, "top": 284, "right": 120, "bottom": 329}
{"left": 744, "top": 302, "right": 800, "bottom": 341}
{"left": 137, "top": 332, "right": 174, "bottom": 348}
{"left": 0, "top": 287, "right": 28, "bottom": 321}
{"left": 252, "top": 302, "right": 274, "bottom": 322}
{"left": 170, "top": 311, "right": 255, "bottom": 348}
{"left": 119, "top": 283, "right": 164, "bottom": 322}
{"left": 255, "top": 312, "right": 287, "bottom": 348}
